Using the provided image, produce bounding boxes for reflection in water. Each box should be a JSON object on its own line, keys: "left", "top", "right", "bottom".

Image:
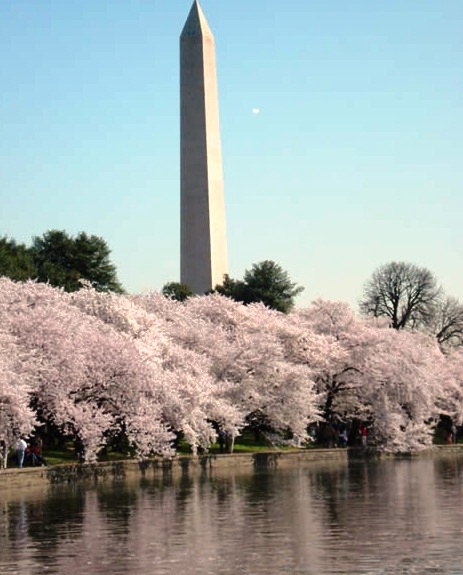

{"left": 1, "top": 458, "right": 463, "bottom": 574}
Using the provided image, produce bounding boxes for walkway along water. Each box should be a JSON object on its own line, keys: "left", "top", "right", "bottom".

{"left": 2, "top": 445, "right": 463, "bottom": 494}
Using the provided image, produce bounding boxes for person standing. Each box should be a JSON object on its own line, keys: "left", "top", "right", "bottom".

{"left": 218, "top": 430, "right": 225, "bottom": 453}
{"left": 360, "top": 425, "right": 367, "bottom": 447}
{"left": 17, "top": 437, "right": 27, "bottom": 468}
{"left": 339, "top": 428, "right": 348, "bottom": 448}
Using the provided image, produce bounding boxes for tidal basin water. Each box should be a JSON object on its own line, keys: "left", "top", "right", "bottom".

{"left": 2, "top": 457, "right": 463, "bottom": 575}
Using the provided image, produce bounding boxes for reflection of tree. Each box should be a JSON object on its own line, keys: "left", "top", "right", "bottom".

{"left": 237, "top": 466, "right": 330, "bottom": 573}
{"left": 3, "top": 461, "right": 463, "bottom": 574}
{"left": 96, "top": 480, "right": 139, "bottom": 528}
{"left": 310, "top": 464, "right": 351, "bottom": 528}
{"left": 1, "top": 485, "right": 87, "bottom": 572}
{"left": 242, "top": 468, "right": 278, "bottom": 507}
{"left": 434, "top": 456, "right": 463, "bottom": 486}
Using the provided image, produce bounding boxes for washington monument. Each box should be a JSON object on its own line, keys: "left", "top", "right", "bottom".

{"left": 180, "top": 0, "right": 228, "bottom": 294}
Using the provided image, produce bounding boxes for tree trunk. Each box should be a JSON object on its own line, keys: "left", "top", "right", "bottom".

{"left": 225, "top": 433, "right": 234, "bottom": 454}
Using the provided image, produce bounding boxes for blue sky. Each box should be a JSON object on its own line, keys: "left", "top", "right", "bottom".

{"left": 1, "top": 1, "right": 461, "bottom": 308}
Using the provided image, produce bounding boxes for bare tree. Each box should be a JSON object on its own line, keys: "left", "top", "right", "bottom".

{"left": 360, "top": 261, "right": 441, "bottom": 330}
{"left": 427, "top": 296, "right": 463, "bottom": 350}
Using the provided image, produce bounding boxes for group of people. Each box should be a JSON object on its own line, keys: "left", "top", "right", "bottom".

{"left": 312, "top": 421, "right": 368, "bottom": 449}
{"left": 16, "top": 437, "right": 47, "bottom": 468}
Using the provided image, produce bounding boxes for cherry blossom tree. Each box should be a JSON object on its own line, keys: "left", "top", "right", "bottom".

{"left": 0, "top": 332, "right": 38, "bottom": 468}
{"left": 0, "top": 276, "right": 459, "bottom": 462}
{"left": 70, "top": 288, "right": 229, "bottom": 454}
{"left": 441, "top": 349, "right": 463, "bottom": 427}
{"left": 363, "top": 329, "right": 448, "bottom": 451}
{"left": 291, "top": 299, "right": 451, "bottom": 452}
{"left": 176, "top": 295, "right": 320, "bottom": 447}
{"left": 291, "top": 300, "right": 374, "bottom": 424}
{"left": 0, "top": 279, "right": 174, "bottom": 462}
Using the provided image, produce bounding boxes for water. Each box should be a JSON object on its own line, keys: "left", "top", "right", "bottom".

{"left": 1, "top": 457, "right": 463, "bottom": 575}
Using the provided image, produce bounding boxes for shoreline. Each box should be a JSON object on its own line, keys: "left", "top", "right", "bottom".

{"left": 2, "top": 445, "right": 463, "bottom": 494}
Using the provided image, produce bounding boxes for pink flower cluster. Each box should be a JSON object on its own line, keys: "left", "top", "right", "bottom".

{"left": 1, "top": 278, "right": 462, "bottom": 466}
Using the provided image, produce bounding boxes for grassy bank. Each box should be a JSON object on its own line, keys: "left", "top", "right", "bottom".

{"left": 6, "top": 431, "right": 302, "bottom": 469}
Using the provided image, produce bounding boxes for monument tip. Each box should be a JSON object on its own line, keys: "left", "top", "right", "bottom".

{"left": 181, "top": 0, "right": 214, "bottom": 40}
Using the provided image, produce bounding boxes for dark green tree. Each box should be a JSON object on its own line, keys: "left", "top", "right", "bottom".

{"left": 242, "top": 260, "right": 304, "bottom": 312}
{"left": 32, "top": 230, "right": 124, "bottom": 293}
{"left": 213, "top": 274, "right": 246, "bottom": 300}
{"left": 214, "top": 260, "right": 304, "bottom": 313}
{"left": 162, "top": 281, "right": 194, "bottom": 302}
{"left": 0, "top": 237, "right": 36, "bottom": 281}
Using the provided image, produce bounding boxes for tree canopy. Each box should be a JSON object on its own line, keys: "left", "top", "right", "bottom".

{"left": 162, "top": 281, "right": 194, "bottom": 302}
{"left": 0, "top": 237, "right": 35, "bottom": 281}
{"left": 428, "top": 296, "right": 463, "bottom": 350}
{"left": 2, "top": 278, "right": 463, "bottom": 466}
{"left": 0, "top": 230, "right": 123, "bottom": 293}
{"left": 214, "top": 260, "right": 304, "bottom": 313}
{"left": 360, "top": 261, "right": 440, "bottom": 330}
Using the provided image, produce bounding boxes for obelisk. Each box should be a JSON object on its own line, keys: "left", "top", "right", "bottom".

{"left": 180, "top": 0, "right": 228, "bottom": 294}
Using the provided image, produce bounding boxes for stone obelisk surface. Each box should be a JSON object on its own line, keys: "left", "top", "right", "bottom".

{"left": 180, "top": 0, "right": 228, "bottom": 294}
